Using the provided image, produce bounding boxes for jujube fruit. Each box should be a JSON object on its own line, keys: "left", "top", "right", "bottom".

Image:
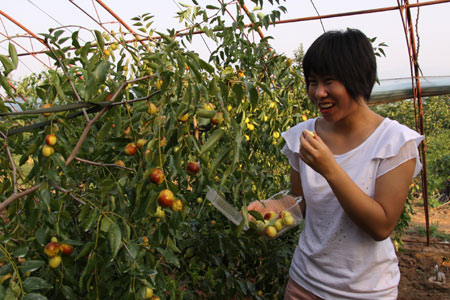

{"left": 186, "top": 161, "right": 200, "bottom": 176}
{"left": 45, "top": 134, "right": 57, "bottom": 146}
{"left": 44, "top": 242, "right": 60, "bottom": 257}
{"left": 158, "top": 189, "right": 174, "bottom": 208}
{"left": 124, "top": 143, "right": 137, "bottom": 156}
{"left": 149, "top": 168, "right": 164, "bottom": 185}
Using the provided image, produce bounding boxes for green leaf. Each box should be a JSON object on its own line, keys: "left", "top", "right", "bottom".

{"left": 157, "top": 248, "right": 180, "bottom": 268}
{"left": 108, "top": 222, "right": 122, "bottom": 258}
{"left": 208, "top": 146, "right": 231, "bottom": 178}
{"left": 100, "top": 216, "right": 112, "bottom": 232}
{"left": 94, "top": 30, "right": 105, "bottom": 50}
{"left": 232, "top": 83, "right": 244, "bottom": 103}
{"left": 60, "top": 285, "right": 78, "bottom": 300}
{"left": 167, "top": 237, "right": 181, "bottom": 253}
{"left": 58, "top": 36, "right": 70, "bottom": 45}
{"left": 200, "top": 129, "right": 224, "bottom": 154}
{"left": 208, "top": 78, "right": 219, "bottom": 95}
{"left": 19, "top": 154, "right": 29, "bottom": 166}
{"left": 186, "top": 60, "right": 202, "bottom": 81}
{"left": 18, "top": 260, "right": 45, "bottom": 273}
{"left": 0, "top": 75, "right": 12, "bottom": 97}
{"left": 124, "top": 241, "right": 139, "bottom": 261}
{"left": 35, "top": 229, "right": 47, "bottom": 246}
{"left": 248, "top": 210, "right": 264, "bottom": 221}
{"left": 79, "top": 253, "right": 97, "bottom": 291}
{"left": 74, "top": 241, "right": 94, "bottom": 261}
{"left": 23, "top": 294, "right": 48, "bottom": 300}
{"left": 50, "top": 153, "right": 67, "bottom": 175}
{"left": 39, "top": 189, "right": 51, "bottom": 209}
{"left": 0, "top": 264, "right": 13, "bottom": 276}
{"left": 81, "top": 209, "right": 98, "bottom": 232}
{"left": 71, "top": 31, "right": 80, "bottom": 49}
{"left": 12, "top": 246, "right": 29, "bottom": 257}
{"left": 198, "top": 58, "right": 214, "bottom": 73}
{"left": 23, "top": 277, "right": 52, "bottom": 292}
{"left": 53, "top": 29, "right": 64, "bottom": 41}
{"left": 4, "top": 287, "right": 16, "bottom": 300}
{"left": 257, "top": 82, "right": 273, "bottom": 98}
{"left": 196, "top": 108, "right": 216, "bottom": 118}
{"left": 0, "top": 55, "right": 14, "bottom": 75}
{"left": 220, "top": 163, "right": 235, "bottom": 186}
{"left": 8, "top": 43, "right": 18, "bottom": 70}
{"left": 92, "top": 60, "right": 110, "bottom": 84}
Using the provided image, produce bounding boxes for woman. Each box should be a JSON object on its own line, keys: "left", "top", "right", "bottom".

{"left": 251, "top": 28, "right": 424, "bottom": 299}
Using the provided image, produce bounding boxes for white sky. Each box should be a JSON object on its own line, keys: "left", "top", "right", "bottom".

{"left": 1, "top": 0, "right": 450, "bottom": 81}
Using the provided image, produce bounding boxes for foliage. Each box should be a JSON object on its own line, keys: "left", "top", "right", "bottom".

{"left": 0, "top": 2, "right": 314, "bottom": 299}
{"left": 409, "top": 223, "right": 450, "bottom": 241}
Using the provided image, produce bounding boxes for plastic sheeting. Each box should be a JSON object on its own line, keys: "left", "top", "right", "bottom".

{"left": 369, "top": 76, "right": 450, "bottom": 104}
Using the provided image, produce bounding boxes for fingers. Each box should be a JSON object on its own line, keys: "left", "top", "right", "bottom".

{"left": 247, "top": 202, "right": 259, "bottom": 211}
{"left": 247, "top": 201, "right": 265, "bottom": 213}
{"left": 299, "top": 133, "right": 315, "bottom": 157}
{"left": 299, "top": 130, "right": 321, "bottom": 165}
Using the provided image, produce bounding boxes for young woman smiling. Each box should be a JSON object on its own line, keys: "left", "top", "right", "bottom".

{"left": 250, "top": 28, "right": 424, "bottom": 300}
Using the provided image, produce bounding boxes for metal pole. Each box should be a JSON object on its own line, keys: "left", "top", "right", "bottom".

{"left": 402, "top": 0, "right": 431, "bottom": 245}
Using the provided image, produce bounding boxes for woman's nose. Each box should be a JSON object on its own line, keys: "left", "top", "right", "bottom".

{"left": 313, "top": 83, "right": 327, "bottom": 99}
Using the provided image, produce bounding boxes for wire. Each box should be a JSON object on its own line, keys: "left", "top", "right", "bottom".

{"left": 26, "top": 0, "right": 73, "bottom": 33}
{"left": 309, "top": 0, "right": 326, "bottom": 33}
{"left": 91, "top": 0, "right": 102, "bottom": 23}
{"left": 0, "top": 16, "right": 9, "bottom": 36}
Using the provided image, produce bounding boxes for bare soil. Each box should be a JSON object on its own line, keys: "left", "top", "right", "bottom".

{"left": 398, "top": 202, "right": 450, "bottom": 300}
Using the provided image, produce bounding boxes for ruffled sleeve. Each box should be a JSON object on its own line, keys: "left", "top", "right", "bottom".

{"left": 280, "top": 118, "right": 317, "bottom": 172}
{"left": 370, "top": 119, "right": 424, "bottom": 178}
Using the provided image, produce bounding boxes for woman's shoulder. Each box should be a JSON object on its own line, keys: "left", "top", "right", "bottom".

{"left": 377, "top": 118, "right": 422, "bottom": 139}
{"left": 369, "top": 118, "right": 424, "bottom": 159}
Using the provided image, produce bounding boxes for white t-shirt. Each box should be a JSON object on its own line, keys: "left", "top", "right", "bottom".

{"left": 281, "top": 117, "right": 424, "bottom": 300}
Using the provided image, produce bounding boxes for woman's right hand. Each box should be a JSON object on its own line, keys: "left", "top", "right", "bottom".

{"left": 247, "top": 200, "right": 270, "bottom": 217}
{"left": 247, "top": 195, "right": 298, "bottom": 218}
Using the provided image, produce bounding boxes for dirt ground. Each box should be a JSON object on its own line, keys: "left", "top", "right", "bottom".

{"left": 397, "top": 201, "right": 450, "bottom": 300}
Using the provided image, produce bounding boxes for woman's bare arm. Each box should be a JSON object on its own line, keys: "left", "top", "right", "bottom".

{"left": 290, "top": 167, "right": 306, "bottom": 218}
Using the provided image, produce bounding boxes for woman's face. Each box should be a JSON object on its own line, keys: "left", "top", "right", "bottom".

{"left": 307, "top": 74, "right": 360, "bottom": 123}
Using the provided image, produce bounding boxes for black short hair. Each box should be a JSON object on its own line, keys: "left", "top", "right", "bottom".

{"left": 302, "top": 28, "right": 377, "bottom": 102}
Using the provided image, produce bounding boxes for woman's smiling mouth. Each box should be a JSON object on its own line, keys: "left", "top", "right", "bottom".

{"left": 318, "top": 102, "right": 335, "bottom": 113}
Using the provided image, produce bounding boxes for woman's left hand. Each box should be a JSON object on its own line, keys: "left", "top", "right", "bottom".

{"left": 298, "top": 130, "right": 337, "bottom": 178}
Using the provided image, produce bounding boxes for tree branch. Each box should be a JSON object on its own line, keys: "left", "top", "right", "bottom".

{"left": 65, "top": 74, "right": 155, "bottom": 167}
{"left": 0, "top": 184, "right": 41, "bottom": 211}
{"left": 0, "top": 75, "right": 157, "bottom": 211}
{"left": 65, "top": 106, "right": 110, "bottom": 166}
{"left": 49, "top": 181, "right": 86, "bottom": 205}
{"left": 74, "top": 157, "right": 135, "bottom": 172}
{"left": 44, "top": 40, "right": 83, "bottom": 103}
